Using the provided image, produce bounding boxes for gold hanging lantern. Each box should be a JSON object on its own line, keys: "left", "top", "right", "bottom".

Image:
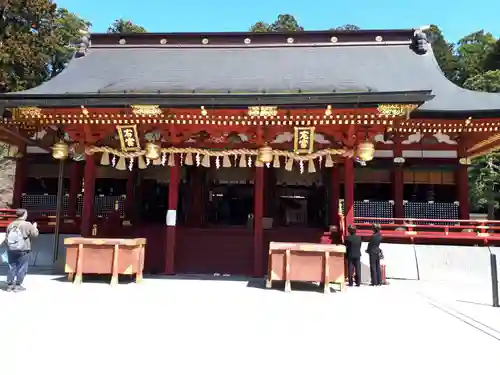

{"left": 356, "top": 141, "right": 375, "bottom": 162}
{"left": 144, "top": 142, "right": 161, "bottom": 160}
{"left": 52, "top": 141, "right": 69, "bottom": 160}
{"left": 257, "top": 145, "right": 273, "bottom": 164}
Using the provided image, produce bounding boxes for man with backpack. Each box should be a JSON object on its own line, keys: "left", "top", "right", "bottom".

{"left": 4, "top": 209, "right": 39, "bottom": 292}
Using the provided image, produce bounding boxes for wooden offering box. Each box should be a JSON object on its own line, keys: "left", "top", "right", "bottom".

{"left": 64, "top": 237, "right": 146, "bottom": 285}
{"left": 266, "top": 242, "right": 346, "bottom": 293}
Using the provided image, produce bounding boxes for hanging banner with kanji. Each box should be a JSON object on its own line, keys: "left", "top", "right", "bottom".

{"left": 116, "top": 124, "right": 141, "bottom": 151}
{"left": 293, "top": 126, "right": 315, "bottom": 154}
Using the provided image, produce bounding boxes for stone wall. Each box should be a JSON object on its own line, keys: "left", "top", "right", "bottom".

{"left": 0, "top": 159, "right": 15, "bottom": 208}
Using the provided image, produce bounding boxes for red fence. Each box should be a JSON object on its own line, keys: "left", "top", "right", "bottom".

{"left": 349, "top": 216, "right": 500, "bottom": 245}
{"left": 0, "top": 208, "right": 121, "bottom": 236}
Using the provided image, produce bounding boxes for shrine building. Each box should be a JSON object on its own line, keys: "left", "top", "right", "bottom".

{"left": 1, "top": 28, "right": 500, "bottom": 276}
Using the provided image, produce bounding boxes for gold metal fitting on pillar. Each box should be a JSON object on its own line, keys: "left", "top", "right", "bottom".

{"left": 92, "top": 224, "right": 98, "bottom": 236}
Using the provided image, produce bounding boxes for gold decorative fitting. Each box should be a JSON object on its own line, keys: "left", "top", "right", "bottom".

{"left": 52, "top": 141, "right": 69, "bottom": 160}
{"left": 16, "top": 107, "right": 42, "bottom": 118}
{"left": 293, "top": 127, "right": 315, "bottom": 154}
{"left": 200, "top": 106, "right": 208, "bottom": 116}
{"left": 356, "top": 141, "right": 375, "bottom": 162}
{"left": 116, "top": 124, "right": 141, "bottom": 151}
{"left": 144, "top": 142, "right": 161, "bottom": 160}
{"left": 377, "top": 104, "right": 418, "bottom": 117}
{"left": 257, "top": 145, "right": 273, "bottom": 164}
{"left": 324, "top": 105, "right": 332, "bottom": 117}
{"left": 81, "top": 106, "right": 89, "bottom": 116}
{"left": 247, "top": 106, "right": 278, "bottom": 117}
{"left": 131, "top": 105, "right": 162, "bottom": 117}
{"left": 459, "top": 157, "right": 471, "bottom": 165}
{"left": 85, "top": 145, "right": 345, "bottom": 172}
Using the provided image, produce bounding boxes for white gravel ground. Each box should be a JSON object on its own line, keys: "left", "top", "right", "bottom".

{"left": 1, "top": 275, "right": 499, "bottom": 375}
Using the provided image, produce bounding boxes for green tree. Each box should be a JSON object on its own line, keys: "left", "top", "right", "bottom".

{"left": 424, "top": 25, "right": 459, "bottom": 83}
{"left": 463, "top": 70, "right": 500, "bottom": 93}
{"left": 0, "top": 1, "right": 89, "bottom": 92}
{"left": 50, "top": 8, "right": 91, "bottom": 77}
{"left": 249, "top": 14, "right": 303, "bottom": 32}
{"left": 0, "top": 0, "right": 58, "bottom": 92}
{"left": 484, "top": 40, "right": 500, "bottom": 71}
{"left": 463, "top": 68, "right": 500, "bottom": 216}
{"left": 468, "top": 153, "right": 500, "bottom": 217}
{"left": 456, "top": 30, "right": 496, "bottom": 85}
{"left": 107, "top": 19, "right": 147, "bottom": 33}
{"left": 332, "top": 24, "right": 360, "bottom": 31}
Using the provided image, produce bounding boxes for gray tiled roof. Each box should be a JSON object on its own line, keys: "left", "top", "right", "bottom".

{"left": 8, "top": 41, "right": 500, "bottom": 112}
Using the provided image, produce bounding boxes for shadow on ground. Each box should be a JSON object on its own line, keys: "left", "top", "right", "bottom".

{"left": 0, "top": 280, "right": 10, "bottom": 291}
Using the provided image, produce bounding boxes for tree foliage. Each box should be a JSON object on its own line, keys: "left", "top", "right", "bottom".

{"left": 249, "top": 14, "right": 303, "bottom": 32}
{"left": 107, "top": 19, "right": 147, "bottom": 33}
{"left": 456, "top": 30, "right": 496, "bottom": 85}
{"left": 424, "top": 25, "right": 459, "bottom": 82}
{"left": 468, "top": 154, "right": 500, "bottom": 214}
{"left": 463, "top": 70, "right": 500, "bottom": 93}
{"left": 0, "top": 0, "right": 88, "bottom": 92}
{"left": 50, "top": 8, "right": 91, "bottom": 77}
{"left": 333, "top": 24, "right": 360, "bottom": 31}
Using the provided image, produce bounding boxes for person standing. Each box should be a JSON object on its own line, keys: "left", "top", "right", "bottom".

{"left": 3, "top": 209, "right": 39, "bottom": 292}
{"left": 366, "top": 223, "right": 383, "bottom": 286}
{"left": 344, "top": 225, "right": 362, "bottom": 287}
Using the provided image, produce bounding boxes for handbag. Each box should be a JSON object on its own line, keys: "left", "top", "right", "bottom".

{"left": 378, "top": 248, "right": 385, "bottom": 260}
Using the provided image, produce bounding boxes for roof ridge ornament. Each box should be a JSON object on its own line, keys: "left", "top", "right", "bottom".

{"left": 412, "top": 29, "right": 428, "bottom": 55}
{"left": 75, "top": 30, "right": 91, "bottom": 58}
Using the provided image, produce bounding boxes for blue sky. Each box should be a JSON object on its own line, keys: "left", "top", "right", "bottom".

{"left": 56, "top": 0, "right": 499, "bottom": 43}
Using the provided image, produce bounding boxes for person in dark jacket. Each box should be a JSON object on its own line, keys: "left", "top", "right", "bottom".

{"left": 344, "top": 225, "right": 362, "bottom": 287}
{"left": 3, "top": 209, "right": 39, "bottom": 292}
{"left": 366, "top": 223, "right": 383, "bottom": 286}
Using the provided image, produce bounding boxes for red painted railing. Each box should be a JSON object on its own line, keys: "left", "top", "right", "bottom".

{"left": 0, "top": 208, "right": 120, "bottom": 235}
{"left": 350, "top": 216, "right": 500, "bottom": 245}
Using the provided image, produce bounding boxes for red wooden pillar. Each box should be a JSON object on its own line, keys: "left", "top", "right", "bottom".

{"left": 81, "top": 156, "right": 96, "bottom": 237}
{"left": 165, "top": 156, "right": 180, "bottom": 274}
{"left": 253, "top": 166, "right": 264, "bottom": 277}
{"left": 263, "top": 168, "right": 275, "bottom": 218}
{"left": 344, "top": 157, "right": 355, "bottom": 226}
{"left": 456, "top": 141, "right": 470, "bottom": 220}
{"left": 125, "top": 170, "right": 136, "bottom": 219}
{"left": 12, "top": 145, "right": 27, "bottom": 208}
{"left": 330, "top": 165, "right": 340, "bottom": 227}
{"left": 68, "top": 162, "right": 82, "bottom": 218}
{"left": 188, "top": 167, "right": 205, "bottom": 227}
{"left": 392, "top": 135, "right": 404, "bottom": 219}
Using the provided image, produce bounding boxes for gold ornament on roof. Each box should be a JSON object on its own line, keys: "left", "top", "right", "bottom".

{"left": 131, "top": 105, "right": 162, "bottom": 117}
{"left": 15, "top": 107, "right": 42, "bottom": 119}
{"left": 247, "top": 106, "right": 278, "bottom": 117}
{"left": 324, "top": 105, "right": 333, "bottom": 117}
{"left": 377, "top": 104, "right": 418, "bottom": 117}
{"left": 200, "top": 106, "right": 208, "bottom": 116}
